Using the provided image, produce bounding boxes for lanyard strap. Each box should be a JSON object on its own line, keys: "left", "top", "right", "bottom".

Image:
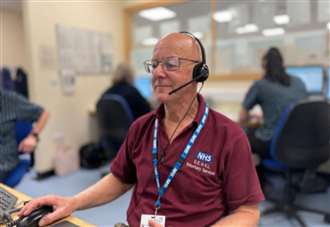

{"left": 152, "top": 105, "right": 209, "bottom": 210}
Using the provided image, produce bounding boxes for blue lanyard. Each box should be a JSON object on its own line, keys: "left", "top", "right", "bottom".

{"left": 152, "top": 105, "right": 209, "bottom": 212}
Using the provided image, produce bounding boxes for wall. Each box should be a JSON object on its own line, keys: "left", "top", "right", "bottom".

{"left": 0, "top": 8, "right": 27, "bottom": 69}
{"left": 202, "top": 81, "right": 253, "bottom": 121}
{"left": 22, "top": 0, "right": 124, "bottom": 172}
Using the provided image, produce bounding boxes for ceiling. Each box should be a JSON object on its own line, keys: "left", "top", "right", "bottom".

{"left": 133, "top": 0, "right": 330, "bottom": 40}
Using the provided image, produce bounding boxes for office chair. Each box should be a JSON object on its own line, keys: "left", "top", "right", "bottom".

{"left": 96, "top": 94, "right": 134, "bottom": 163}
{"left": 261, "top": 100, "right": 330, "bottom": 227}
{"left": 4, "top": 121, "right": 33, "bottom": 187}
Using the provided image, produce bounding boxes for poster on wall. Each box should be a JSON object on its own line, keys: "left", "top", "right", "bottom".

{"left": 59, "top": 69, "right": 76, "bottom": 96}
{"left": 56, "top": 24, "right": 113, "bottom": 75}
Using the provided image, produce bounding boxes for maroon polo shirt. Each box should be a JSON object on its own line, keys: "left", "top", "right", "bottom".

{"left": 111, "top": 94, "right": 264, "bottom": 227}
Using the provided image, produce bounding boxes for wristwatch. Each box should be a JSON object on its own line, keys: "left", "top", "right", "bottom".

{"left": 30, "top": 132, "right": 40, "bottom": 142}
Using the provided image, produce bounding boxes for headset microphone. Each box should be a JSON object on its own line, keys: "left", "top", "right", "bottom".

{"left": 168, "top": 73, "right": 204, "bottom": 95}
{"left": 168, "top": 79, "right": 195, "bottom": 95}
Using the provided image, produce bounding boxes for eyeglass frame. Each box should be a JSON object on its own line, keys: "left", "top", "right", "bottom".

{"left": 144, "top": 56, "right": 200, "bottom": 73}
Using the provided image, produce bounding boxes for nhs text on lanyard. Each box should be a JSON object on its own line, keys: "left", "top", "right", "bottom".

{"left": 152, "top": 105, "right": 209, "bottom": 215}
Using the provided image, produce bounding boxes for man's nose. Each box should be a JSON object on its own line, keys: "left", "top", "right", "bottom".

{"left": 152, "top": 63, "right": 166, "bottom": 78}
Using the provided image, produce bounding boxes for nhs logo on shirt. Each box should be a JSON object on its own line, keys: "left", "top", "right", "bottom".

{"left": 186, "top": 151, "right": 215, "bottom": 176}
{"left": 196, "top": 151, "right": 212, "bottom": 163}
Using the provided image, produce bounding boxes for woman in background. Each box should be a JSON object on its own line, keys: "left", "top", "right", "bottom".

{"left": 239, "top": 47, "right": 307, "bottom": 159}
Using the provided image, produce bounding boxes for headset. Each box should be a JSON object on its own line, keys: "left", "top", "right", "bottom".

{"left": 179, "top": 31, "right": 209, "bottom": 83}
{"left": 168, "top": 32, "right": 209, "bottom": 95}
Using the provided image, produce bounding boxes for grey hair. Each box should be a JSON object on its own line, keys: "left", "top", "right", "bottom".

{"left": 112, "top": 63, "right": 135, "bottom": 85}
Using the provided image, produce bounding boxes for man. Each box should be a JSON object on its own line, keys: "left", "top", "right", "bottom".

{"left": 19, "top": 32, "right": 264, "bottom": 227}
{"left": 0, "top": 88, "right": 49, "bottom": 181}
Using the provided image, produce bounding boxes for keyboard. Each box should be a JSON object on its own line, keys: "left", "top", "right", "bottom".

{"left": 0, "top": 187, "right": 17, "bottom": 212}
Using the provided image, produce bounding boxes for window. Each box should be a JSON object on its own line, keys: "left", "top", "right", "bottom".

{"left": 125, "top": 0, "right": 330, "bottom": 81}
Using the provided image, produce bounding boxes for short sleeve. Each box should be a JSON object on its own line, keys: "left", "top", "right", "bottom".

{"left": 223, "top": 134, "right": 264, "bottom": 212}
{"left": 14, "top": 93, "right": 43, "bottom": 122}
{"left": 110, "top": 125, "right": 137, "bottom": 184}
{"left": 242, "top": 82, "right": 259, "bottom": 110}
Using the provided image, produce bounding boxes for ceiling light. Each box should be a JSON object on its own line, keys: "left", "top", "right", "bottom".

{"left": 141, "top": 37, "right": 159, "bottom": 46}
{"left": 327, "top": 22, "right": 330, "bottom": 30}
{"left": 192, "top": 32, "right": 203, "bottom": 39}
{"left": 236, "top": 24, "right": 259, "bottom": 34}
{"left": 274, "top": 15, "right": 290, "bottom": 25}
{"left": 213, "top": 10, "right": 233, "bottom": 23}
{"left": 138, "top": 7, "right": 176, "bottom": 21}
{"left": 262, "top": 28, "right": 285, "bottom": 36}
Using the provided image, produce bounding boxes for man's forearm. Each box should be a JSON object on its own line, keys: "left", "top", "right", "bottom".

{"left": 211, "top": 205, "right": 260, "bottom": 227}
{"left": 72, "top": 173, "right": 132, "bottom": 210}
{"left": 33, "top": 110, "right": 49, "bottom": 134}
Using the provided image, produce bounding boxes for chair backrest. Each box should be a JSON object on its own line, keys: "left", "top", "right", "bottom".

{"left": 96, "top": 94, "right": 134, "bottom": 145}
{"left": 4, "top": 121, "right": 33, "bottom": 187}
{"left": 272, "top": 100, "right": 330, "bottom": 169}
{"left": 4, "top": 159, "right": 31, "bottom": 187}
{"left": 15, "top": 121, "right": 33, "bottom": 144}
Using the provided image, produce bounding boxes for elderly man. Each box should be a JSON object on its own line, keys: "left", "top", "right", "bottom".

{"left": 19, "top": 32, "right": 264, "bottom": 227}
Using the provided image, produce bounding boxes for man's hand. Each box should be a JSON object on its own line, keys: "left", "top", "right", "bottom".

{"left": 18, "top": 195, "right": 77, "bottom": 226}
{"left": 18, "top": 135, "right": 38, "bottom": 153}
{"left": 148, "top": 219, "right": 164, "bottom": 227}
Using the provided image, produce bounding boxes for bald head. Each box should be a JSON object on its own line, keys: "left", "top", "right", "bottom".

{"left": 153, "top": 32, "right": 203, "bottom": 62}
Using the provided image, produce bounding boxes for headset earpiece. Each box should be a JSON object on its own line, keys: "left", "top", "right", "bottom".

{"left": 180, "top": 31, "right": 209, "bottom": 83}
{"left": 192, "top": 62, "right": 209, "bottom": 82}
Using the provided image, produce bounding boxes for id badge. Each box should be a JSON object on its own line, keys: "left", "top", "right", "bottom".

{"left": 140, "top": 214, "right": 166, "bottom": 227}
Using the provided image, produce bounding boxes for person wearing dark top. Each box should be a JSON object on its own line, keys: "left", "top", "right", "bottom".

{"left": 239, "top": 47, "right": 307, "bottom": 159}
{"left": 15, "top": 67, "right": 29, "bottom": 99}
{"left": 100, "top": 63, "right": 151, "bottom": 120}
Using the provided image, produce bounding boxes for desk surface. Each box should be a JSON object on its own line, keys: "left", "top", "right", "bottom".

{"left": 0, "top": 183, "right": 96, "bottom": 227}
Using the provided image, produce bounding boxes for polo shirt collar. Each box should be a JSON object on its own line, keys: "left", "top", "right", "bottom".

{"left": 154, "top": 94, "right": 206, "bottom": 126}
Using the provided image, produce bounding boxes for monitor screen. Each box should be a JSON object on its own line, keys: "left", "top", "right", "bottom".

{"left": 286, "top": 66, "right": 324, "bottom": 94}
{"left": 135, "top": 75, "right": 153, "bottom": 100}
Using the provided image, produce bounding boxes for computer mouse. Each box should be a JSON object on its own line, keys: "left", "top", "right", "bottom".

{"left": 17, "top": 205, "right": 53, "bottom": 227}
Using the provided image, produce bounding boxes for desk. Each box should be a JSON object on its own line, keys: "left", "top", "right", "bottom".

{"left": 0, "top": 183, "right": 95, "bottom": 227}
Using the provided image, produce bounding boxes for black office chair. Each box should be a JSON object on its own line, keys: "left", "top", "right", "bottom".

{"left": 96, "top": 94, "right": 134, "bottom": 162}
{"left": 261, "top": 100, "right": 330, "bottom": 227}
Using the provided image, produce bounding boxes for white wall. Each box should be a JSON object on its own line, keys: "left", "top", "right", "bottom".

{"left": 202, "top": 81, "right": 253, "bottom": 121}
{"left": 0, "top": 8, "right": 27, "bottom": 68}
{"left": 22, "top": 0, "right": 124, "bottom": 172}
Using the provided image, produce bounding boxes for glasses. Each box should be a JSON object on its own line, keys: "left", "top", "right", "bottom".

{"left": 144, "top": 56, "right": 200, "bottom": 73}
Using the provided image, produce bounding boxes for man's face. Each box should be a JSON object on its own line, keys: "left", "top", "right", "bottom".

{"left": 150, "top": 34, "right": 200, "bottom": 103}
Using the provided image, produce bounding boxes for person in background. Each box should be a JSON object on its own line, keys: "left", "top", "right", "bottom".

{"left": 99, "top": 63, "right": 151, "bottom": 120}
{"left": 0, "top": 88, "right": 49, "bottom": 182}
{"left": 239, "top": 47, "right": 307, "bottom": 160}
{"left": 0, "top": 67, "right": 14, "bottom": 91}
{"left": 15, "top": 67, "right": 29, "bottom": 99}
{"left": 19, "top": 32, "right": 263, "bottom": 227}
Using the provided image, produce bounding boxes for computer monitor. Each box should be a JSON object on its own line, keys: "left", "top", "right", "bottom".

{"left": 286, "top": 66, "right": 324, "bottom": 95}
{"left": 135, "top": 75, "right": 153, "bottom": 100}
